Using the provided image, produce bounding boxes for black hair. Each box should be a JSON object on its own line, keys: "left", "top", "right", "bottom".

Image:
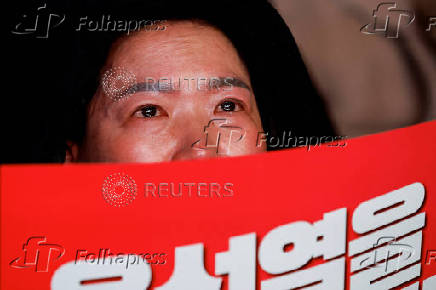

{"left": 65, "top": 0, "right": 335, "bottom": 159}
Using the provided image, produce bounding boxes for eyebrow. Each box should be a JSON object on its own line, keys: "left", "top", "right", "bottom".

{"left": 124, "top": 77, "right": 251, "bottom": 95}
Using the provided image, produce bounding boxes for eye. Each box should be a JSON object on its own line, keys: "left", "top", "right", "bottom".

{"left": 216, "top": 99, "right": 244, "bottom": 113}
{"left": 134, "top": 105, "right": 167, "bottom": 118}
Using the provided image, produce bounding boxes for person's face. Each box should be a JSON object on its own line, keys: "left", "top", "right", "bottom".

{"left": 67, "top": 21, "right": 266, "bottom": 163}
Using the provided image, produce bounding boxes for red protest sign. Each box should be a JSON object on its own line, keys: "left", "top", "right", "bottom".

{"left": 1, "top": 121, "right": 435, "bottom": 289}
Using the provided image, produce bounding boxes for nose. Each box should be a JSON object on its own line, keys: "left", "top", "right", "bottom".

{"left": 171, "top": 118, "right": 219, "bottom": 161}
{"left": 171, "top": 118, "right": 241, "bottom": 161}
{"left": 171, "top": 143, "right": 217, "bottom": 161}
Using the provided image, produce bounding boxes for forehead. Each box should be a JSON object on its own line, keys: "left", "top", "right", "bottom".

{"left": 104, "top": 21, "right": 250, "bottom": 82}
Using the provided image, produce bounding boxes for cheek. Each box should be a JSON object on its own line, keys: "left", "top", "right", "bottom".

{"left": 240, "top": 125, "right": 267, "bottom": 153}
{"left": 123, "top": 132, "right": 180, "bottom": 162}
{"left": 115, "top": 132, "right": 181, "bottom": 162}
{"left": 224, "top": 119, "right": 266, "bottom": 156}
{"left": 83, "top": 126, "right": 178, "bottom": 163}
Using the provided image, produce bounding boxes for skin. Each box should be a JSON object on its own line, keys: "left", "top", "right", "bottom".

{"left": 66, "top": 21, "right": 266, "bottom": 163}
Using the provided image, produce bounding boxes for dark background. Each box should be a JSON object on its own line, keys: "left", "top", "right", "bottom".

{"left": 5, "top": 0, "right": 77, "bottom": 163}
